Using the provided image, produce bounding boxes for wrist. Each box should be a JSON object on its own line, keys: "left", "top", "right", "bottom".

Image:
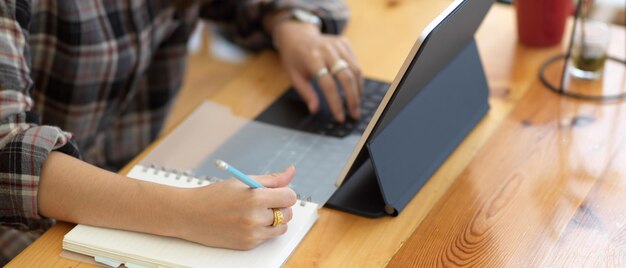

{"left": 160, "top": 187, "right": 195, "bottom": 238}
{"left": 134, "top": 180, "right": 191, "bottom": 238}
{"left": 263, "top": 10, "right": 291, "bottom": 35}
{"left": 167, "top": 186, "right": 226, "bottom": 242}
{"left": 263, "top": 9, "right": 322, "bottom": 46}
{"left": 272, "top": 21, "right": 320, "bottom": 49}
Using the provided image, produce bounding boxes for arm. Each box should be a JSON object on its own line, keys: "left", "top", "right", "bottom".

{"left": 1, "top": 0, "right": 295, "bottom": 250}
{"left": 38, "top": 152, "right": 179, "bottom": 238}
{"left": 0, "top": 0, "right": 79, "bottom": 231}
{"left": 199, "top": 0, "right": 349, "bottom": 49}
{"left": 39, "top": 152, "right": 297, "bottom": 249}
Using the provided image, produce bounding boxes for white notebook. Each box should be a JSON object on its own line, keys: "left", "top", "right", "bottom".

{"left": 63, "top": 164, "right": 319, "bottom": 268}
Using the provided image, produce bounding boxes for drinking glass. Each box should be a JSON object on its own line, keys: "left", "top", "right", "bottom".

{"left": 570, "top": 21, "right": 611, "bottom": 80}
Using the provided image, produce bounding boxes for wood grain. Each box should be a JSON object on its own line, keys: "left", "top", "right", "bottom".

{"left": 6, "top": 2, "right": 512, "bottom": 267}
{"left": 8, "top": 1, "right": 453, "bottom": 267}
{"left": 10, "top": 2, "right": 621, "bottom": 268}
{"left": 6, "top": 223, "right": 76, "bottom": 267}
{"left": 541, "top": 138, "right": 626, "bottom": 267}
{"left": 387, "top": 24, "right": 626, "bottom": 268}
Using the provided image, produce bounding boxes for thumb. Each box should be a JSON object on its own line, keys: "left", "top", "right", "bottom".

{"left": 290, "top": 70, "right": 319, "bottom": 114}
{"left": 250, "top": 165, "right": 295, "bottom": 188}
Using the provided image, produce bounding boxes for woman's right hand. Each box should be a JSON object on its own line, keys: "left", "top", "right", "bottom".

{"left": 174, "top": 166, "right": 297, "bottom": 249}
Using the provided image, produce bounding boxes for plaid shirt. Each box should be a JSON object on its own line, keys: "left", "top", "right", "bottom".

{"left": 0, "top": 0, "right": 348, "bottom": 264}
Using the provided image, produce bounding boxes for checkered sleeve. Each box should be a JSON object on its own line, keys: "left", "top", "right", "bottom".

{"left": 0, "top": 0, "right": 79, "bottom": 231}
{"left": 199, "top": 0, "right": 350, "bottom": 49}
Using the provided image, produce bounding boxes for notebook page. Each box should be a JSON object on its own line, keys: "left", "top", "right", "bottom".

{"left": 64, "top": 165, "right": 319, "bottom": 268}
{"left": 65, "top": 202, "right": 318, "bottom": 268}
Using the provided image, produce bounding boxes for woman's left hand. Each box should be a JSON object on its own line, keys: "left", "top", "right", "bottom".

{"left": 272, "top": 21, "right": 364, "bottom": 123}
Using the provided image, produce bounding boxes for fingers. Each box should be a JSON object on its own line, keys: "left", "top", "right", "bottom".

{"left": 235, "top": 207, "right": 293, "bottom": 248}
{"left": 323, "top": 43, "right": 360, "bottom": 120}
{"left": 247, "top": 192, "right": 295, "bottom": 243}
{"left": 289, "top": 70, "right": 320, "bottom": 113}
{"left": 249, "top": 165, "right": 298, "bottom": 207}
{"left": 332, "top": 63, "right": 360, "bottom": 119}
{"left": 250, "top": 165, "right": 295, "bottom": 188}
{"left": 208, "top": 170, "right": 299, "bottom": 248}
{"left": 265, "top": 207, "right": 294, "bottom": 227}
{"left": 258, "top": 187, "right": 297, "bottom": 208}
{"left": 258, "top": 207, "right": 293, "bottom": 239}
{"left": 315, "top": 39, "right": 361, "bottom": 121}
{"left": 336, "top": 37, "right": 365, "bottom": 97}
{"left": 247, "top": 208, "right": 294, "bottom": 229}
{"left": 191, "top": 166, "right": 301, "bottom": 249}
{"left": 310, "top": 50, "right": 346, "bottom": 122}
{"left": 279, "top": 33, "right": 362, "bottom": 122}
{"left": 262, "top": 224, "right": 289, "bottom": 240}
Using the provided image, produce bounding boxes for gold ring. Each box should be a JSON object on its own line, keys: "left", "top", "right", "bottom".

{"left": 313, "top": 67, "right": 329, "bottom": 80}
{"left": 331, "top": 59, "right": 349, "bottom": 74}
{"left": 271, "top": 208, "right": 284, "bottom": 227}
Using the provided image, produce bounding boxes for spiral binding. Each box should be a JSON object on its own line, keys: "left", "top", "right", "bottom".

{"left": 296, "top": 194, "right": 312, "bottom": 207}
{"left": 141, "top": 164, "right": 311, "bottom": 206}
{"left": 141, "top": 164, "right": 217, "bottom": 185}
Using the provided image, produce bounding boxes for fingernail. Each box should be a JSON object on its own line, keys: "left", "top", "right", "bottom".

{"left": 353, "top": 107, "right": 361, "bottom": 119}
{"left": 308, "top": 102, "right": 317, "bottom": 114}
{"left": 337, "top": 114, "right": 345, "bottom": 123}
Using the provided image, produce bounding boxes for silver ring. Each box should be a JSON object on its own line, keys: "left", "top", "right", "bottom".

{"left": 313, "top": 67, "right": 330, "bottom": 80}
{"left": 331, "top": 59, "right": 349, "bottom": 74}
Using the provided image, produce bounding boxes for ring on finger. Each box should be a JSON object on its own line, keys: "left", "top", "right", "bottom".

{"left": 313, "top": 67, "right": 330, "bottom": 80}
{"left": 271, "top": 208, "right": 284, "bottom": 227}
{"left": 331, "top": 59, "right": 350, "bottom": 74}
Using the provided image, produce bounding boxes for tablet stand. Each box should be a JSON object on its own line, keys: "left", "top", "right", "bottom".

{"left": 326, "top": 39, "right": 490, "bottom": 217}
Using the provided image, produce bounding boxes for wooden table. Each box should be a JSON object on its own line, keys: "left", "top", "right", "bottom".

{"left": 388, "top": 11, "right": 626, "bottom": 268}
{"left": 8, "top": 1, "right": 626, "bottom": 267}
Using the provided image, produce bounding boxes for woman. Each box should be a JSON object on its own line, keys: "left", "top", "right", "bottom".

{"left": 0, "top": 0, "right": 363, "bottom": 264}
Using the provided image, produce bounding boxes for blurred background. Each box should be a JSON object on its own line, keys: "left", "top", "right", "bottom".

{"left": 497, "top": 0, "right": 625, "bottom": 24}
{"left": 590, "top": 0, "right": 625, "bottom": 25}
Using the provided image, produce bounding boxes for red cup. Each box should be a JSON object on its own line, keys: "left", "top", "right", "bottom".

{"left": 515, "top": 0, "right": 572, "bottom": 47}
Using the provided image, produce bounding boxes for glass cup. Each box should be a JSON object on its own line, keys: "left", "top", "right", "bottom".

{"left": 570, "top": 21, "right": 611, "bottom": 80}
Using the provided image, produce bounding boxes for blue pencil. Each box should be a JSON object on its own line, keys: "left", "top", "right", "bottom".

{"left": 215, "top": 160, "right": 264, "bottom": 189}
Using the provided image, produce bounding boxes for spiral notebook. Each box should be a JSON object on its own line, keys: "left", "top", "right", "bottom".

{"left": 63, "top": 164, "right": 319, "bottom": 268}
